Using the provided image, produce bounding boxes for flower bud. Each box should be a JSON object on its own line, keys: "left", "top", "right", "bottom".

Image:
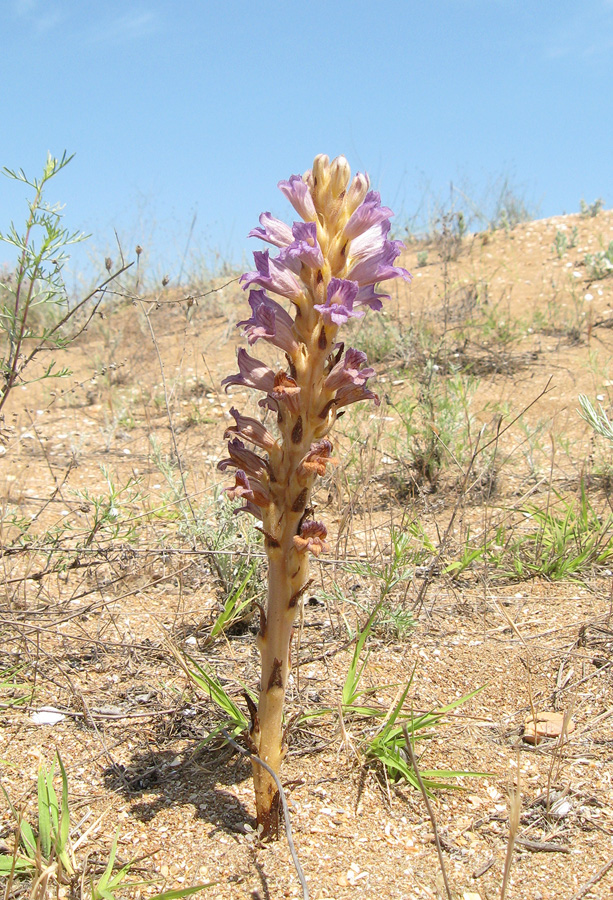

{"left": 346, "top": 172, "right": 370, "bottom": 215}
{"left": 330, "top": 156, "right": 351, "bottom": 198}
{"left": 312, "top": 154, "right": 330, "bottom": 189}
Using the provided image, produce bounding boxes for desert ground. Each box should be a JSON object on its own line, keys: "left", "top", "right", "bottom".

{"left": 2, "top": 206, "right": 613, "bottom": 899}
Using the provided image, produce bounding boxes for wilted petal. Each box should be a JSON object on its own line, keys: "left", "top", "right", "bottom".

{"left": 233, "top": 499, "right": 263, "bottom": 521}
{"left": 240, "top": 250, "right": 303, "bottom": 300}
{"left": 237, "top": 289, "right": 299, "bottom": 355}
{"left": 221, "top": 348, "right": 276, "bottom": 394}
{"left": 225, "top": 469, "right": 270, "bottom": 507}
{"left": 271, "top": 371, "right": 301, "bottom": 414}
{"left": 278, "top": 174, "right": 317, "bottom": 221}
{"left": 299, "top": 439, "right": 337, "bottom": 477}
{"left": 224, "top": 407, "right": 277, "bottom": 451}
{"left": 293, "top": 520, "right": 329, "bottom": 556}
{"left": 248, "top": 212, "right": 294, "bottom": 247}
{"left": 314, "top": 278, "right": 364, "bottom": 326}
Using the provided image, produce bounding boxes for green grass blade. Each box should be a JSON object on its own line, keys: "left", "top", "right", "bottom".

{"left": 56, "top": 752, "right": 73, "bottom": 873}
{"left": 149, "top": 884, "right": 217, "bottom": 899}
{"left": 94, "top": 829, "right": 119, "bottom": 895}
{"left": 37, "top": 765, "right": 52, "bottom": 860}
{"left": 342, "top": 600, "right": 382, "bottom": 707}
{"left": 210, "top": 561, "right": 257, "bottom": 639}
{"left": 45, "top": 764, "right": 60, "bottom": 836}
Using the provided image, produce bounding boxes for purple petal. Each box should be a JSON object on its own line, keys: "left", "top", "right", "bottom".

{"left": 278, "top": 221, "right": 324, "bottom": 270}
{"left": 325, "top": 347, "right": 376, "bottom": 392}
{"left": 344, "top": 191, "right": 394, "bottom": 241}
{"left": 237, "top": 289, "right": 298, "bottom": 355}
{"left": 355, "top": 283, "right": 387, "bottom": 311}
{"left": 334, "top": 383, "right": 380, "bottom": 408}
{"left": 224, "top": 407, "right": 277, "bottom": 450}
{"left": 348, "top": 238, "right": 411, "bottom": 287}
{"left": 291, "top": 221, "right": 317, "bottom": 244}
{"left": 240, "top": 249, "right": 303, "bottom": 300}
{"left": 233, "top": 500, "right": 263, "bottom": 521}
{"left": 349, "top": 220, "right": 391, "bottom": 260}
{"left": 218, "top": 438, "right": 269, "bottom": 478}
{"left": 314, "top": 277, "right": 364, "bottom": 326}
{"left": 221, "top": 348, "right": 275, "bottom": 393}
{"left": 278, "top": 174, "right": 317, "bottom": 221}
{"left": 248, "top": 212, "right": 294, "bottom": 247}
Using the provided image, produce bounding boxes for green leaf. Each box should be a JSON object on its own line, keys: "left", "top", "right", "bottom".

{"left": 0, "top": 853, "right": 34, "bottom": 872}
{"left": 18, "top": 819, "right": 38, "bottom": 860}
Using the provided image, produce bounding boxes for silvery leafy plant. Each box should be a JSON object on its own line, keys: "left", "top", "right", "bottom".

{"left": 219, "top": 154, "right": 410, "bottom": 836}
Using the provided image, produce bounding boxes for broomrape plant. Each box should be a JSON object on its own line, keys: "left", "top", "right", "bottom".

{"left": 219, "top": 154, "right": 410, "bottom": 836}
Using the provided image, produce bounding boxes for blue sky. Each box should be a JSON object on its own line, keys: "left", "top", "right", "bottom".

{"left": 2, "top": 0, "right": 612, "bottom": 283}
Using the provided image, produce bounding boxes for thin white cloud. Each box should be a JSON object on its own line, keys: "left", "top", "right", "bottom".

{"left": 544, "top": 3, "right": 613, "bottom": 60}
{"left": 81, "top": 10, "right": 160, "bottom": 46}
{"left": 13, "top": 0, "right": 38, "bottom": 16}
{"left": 12, "top": 0, "right": 64, "bottom": 34}
{"left": 12, "top": 2, "right": 161, "bottom": 45}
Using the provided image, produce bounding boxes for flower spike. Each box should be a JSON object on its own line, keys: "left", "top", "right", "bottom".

{"left": 220, "top": 154, "right": 410, "bottom": 838}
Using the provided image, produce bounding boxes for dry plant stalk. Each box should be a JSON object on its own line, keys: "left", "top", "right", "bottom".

{"left": 219, "top": 154, "right": 410, "bottom": 836}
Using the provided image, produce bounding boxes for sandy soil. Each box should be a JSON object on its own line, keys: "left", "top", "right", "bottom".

{"left": 1, "top": 209, "right": 613, "bottom": 899}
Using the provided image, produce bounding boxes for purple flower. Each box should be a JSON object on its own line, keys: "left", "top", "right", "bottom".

{"left": 325, "top": 347, "right": 375, "bottom": 392}
{"left": 237, "top": 290, "right": 299, "bottom": 356}
{"left": 344, "top": 191, "right": 394, "bottom": 241}
{"left": 278, "top": 222, "right": 324, "bottom": 270}
{"left": 278, "top": 174, "right": 317, "bottom": 221}
{"left": 314, "top": 278, "right": 364, "bottom": 326}
{"left": 348, "top": 236, "right": 411, "bottom": 287}
{"left": 221, "top": 348, "right": 276, "bottom": 394}
{"left": 240, "top": 250, "right": 304, "bottom": 301}
{"left": 248, "top": 212, "right": 294, "bottom": 247}
{"left": 218, "top": 438, "right": 270, "bottom": 479}
{"left": 224, "top": 407, "right": 278, "bottom": 451}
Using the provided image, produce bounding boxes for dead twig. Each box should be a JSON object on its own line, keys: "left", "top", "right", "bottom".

{"left": 402, "top": 724, "right": 453, "bottom": 900}
{"left": 515, "top": 838, "right": 570, "bottom": 853}
{"left": 220, "top": 729, "right": 309, "bottom": 900}
{"left": 568, "top": 854, "right": 613, "bottom": 899}
{"left": 500, "top": 758, "right": 521, "bottom": 900}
